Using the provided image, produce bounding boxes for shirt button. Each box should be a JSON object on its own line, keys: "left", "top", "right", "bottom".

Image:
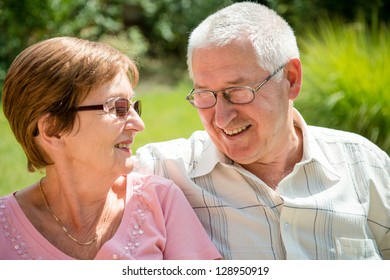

{"left": 284, "top": 223, "right": 290, "bottom": 231}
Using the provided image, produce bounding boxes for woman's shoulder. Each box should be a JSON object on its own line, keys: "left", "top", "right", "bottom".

{"left": 129, "top": 172, "right": 175, "bottom": 187}
{"left": 0, "top": 192, "right": 17, "bottom": 210}
{"left": 127, "top": 172, "right": 181, "bottom": 199}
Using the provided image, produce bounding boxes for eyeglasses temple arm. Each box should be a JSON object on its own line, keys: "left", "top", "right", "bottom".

{"left": 75, "top": 105, "right": 104, "bottom": 112}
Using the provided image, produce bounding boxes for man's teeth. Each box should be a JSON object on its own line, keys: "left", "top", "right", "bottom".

{"left": 224, "top": 126, "right": 248, "bottom": 136}
{"left": 115, "top": 143, "right": 130, "bottom": 149}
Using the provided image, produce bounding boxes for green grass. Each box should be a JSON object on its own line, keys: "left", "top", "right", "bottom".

{"left": 134, "top": 79, "right": 203, "bottom": 150}
{"left": 0, "top": 79, "right": 203, "bottom": 196}
{"left": 0, "top": 109, "right": 44, "bottom": 195}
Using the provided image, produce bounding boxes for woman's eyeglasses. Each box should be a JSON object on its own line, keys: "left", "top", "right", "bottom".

{"left": 33, "top": 97, "right": 141, "bottom": 137}
{"left": 76, "top": 97, "right": 142, "bottom": 120}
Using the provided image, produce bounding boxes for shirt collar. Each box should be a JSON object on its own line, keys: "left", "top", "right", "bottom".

{"left": 292, "top": 108, "right": 340, "bottom": 181}
{"left": 190, "top": 136, "right": 229, "bottom": 178}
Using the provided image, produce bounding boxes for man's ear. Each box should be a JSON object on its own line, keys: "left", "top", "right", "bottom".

{"left": 286, "top": 58, "right": 302, "bottom": 101}
{"left": 36, "top": 114, "right": 63, "bottom": 148}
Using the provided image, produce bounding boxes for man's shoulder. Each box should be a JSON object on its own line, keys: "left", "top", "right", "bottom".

{"left": 307, "top": 125, "right": 388, "bottom": 160}
{"left": 309, "top": 125, "right": 366, "bottom": 142}
{"left": 133, "top": 130, "right": 211, "bottom": 176}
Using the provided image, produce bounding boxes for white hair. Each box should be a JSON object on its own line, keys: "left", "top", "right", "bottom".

{"left": 187, "top": 1, "right": 299, "bottom": 79}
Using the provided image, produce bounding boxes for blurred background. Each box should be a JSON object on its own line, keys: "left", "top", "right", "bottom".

{"left": 0, "top": 0, "right": 389, "bottom": 195}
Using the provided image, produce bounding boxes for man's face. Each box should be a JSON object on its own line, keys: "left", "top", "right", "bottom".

{"left": 191, "top": 41, "right": 293, "bottom": 165}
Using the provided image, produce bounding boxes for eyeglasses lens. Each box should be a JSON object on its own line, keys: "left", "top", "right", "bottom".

{"left": 133, "top": 100, "right": 141, "bottom": 116}
{"left": 114, "top": 99, "right": 129, "bottom": 118}
{"left": 113, "top": 99, "right": 141, "bottom": 118}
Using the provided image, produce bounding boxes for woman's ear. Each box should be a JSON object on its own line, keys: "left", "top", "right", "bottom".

{"left": 36, "top": 114, "right": 63, "bottom": 148}
{"left": 286, "top": 58, "right": 302, "bottom": 101}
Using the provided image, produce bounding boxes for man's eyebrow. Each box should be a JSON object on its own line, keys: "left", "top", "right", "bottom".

{"left": 193, "top": 77, "right": 250, "bottom": 90}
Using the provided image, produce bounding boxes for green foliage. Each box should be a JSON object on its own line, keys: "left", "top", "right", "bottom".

{"left": 296, "top": 18, "right": 390, "bottom": 154}
{"left": 1, "top": 0, "right": 388, "bottom": 94}
{"left": 0, "top": 0, "right": 48, "bottom": 89}
{"left": 270, "top": 0, "right": 389, "bottom": 33}
{"left": 0, "top": 0, "right": 124, "bottom": 94}
{"left": 122, "top": 0, "right": 234, "bottom": 58}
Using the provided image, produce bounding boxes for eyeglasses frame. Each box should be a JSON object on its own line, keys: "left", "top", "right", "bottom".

{"left": 76, "top": 97, "right": 142, "bottom": 119}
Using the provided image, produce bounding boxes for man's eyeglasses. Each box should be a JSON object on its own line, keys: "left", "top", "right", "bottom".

{"left": 186, "top": 64, "right": 285, "bottom": 109}
{"left": 76, "top": 97, "right": 142, "bottom": 120}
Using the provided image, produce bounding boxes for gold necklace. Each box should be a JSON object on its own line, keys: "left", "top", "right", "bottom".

{"left": 39, "top": 178, "right": 111, "bottom": 246}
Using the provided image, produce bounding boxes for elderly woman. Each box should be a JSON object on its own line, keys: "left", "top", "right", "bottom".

{"left": 0, "top": 37, "right": 221, "bottom": 260}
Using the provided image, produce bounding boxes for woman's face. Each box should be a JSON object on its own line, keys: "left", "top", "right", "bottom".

{"left": 60, "top": 71, "right": 145, "bottom": 177}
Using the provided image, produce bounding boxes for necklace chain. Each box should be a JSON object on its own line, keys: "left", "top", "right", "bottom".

{"left": 38, "top": 178, "right": 111, "bottom": 246}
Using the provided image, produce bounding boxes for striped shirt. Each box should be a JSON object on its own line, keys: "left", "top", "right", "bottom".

{"left": 132, "top": 109, "right": 390, "bottom": 260}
